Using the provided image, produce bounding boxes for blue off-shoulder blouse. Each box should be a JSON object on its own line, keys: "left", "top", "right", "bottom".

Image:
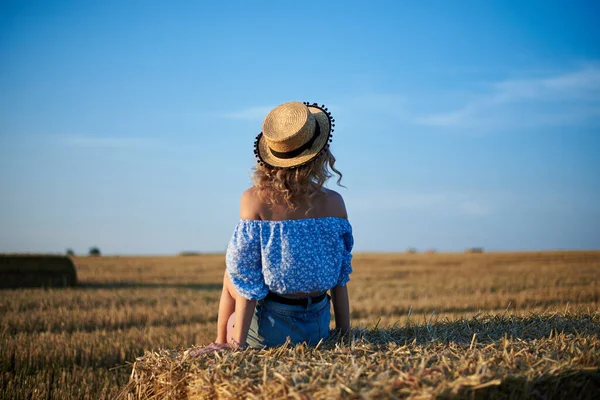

{"left": 225, "top": 217, "right": 354, "bottom": 301}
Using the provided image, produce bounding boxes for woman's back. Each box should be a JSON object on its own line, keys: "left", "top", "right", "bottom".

{"left": 226, "top": 188, "right": 353, "bottom": 300}
{"left": 240, "top": 186, "right": 348, "bottom": 222}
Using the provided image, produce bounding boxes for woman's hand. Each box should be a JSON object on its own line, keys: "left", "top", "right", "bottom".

{"left": 188, "top": 342, "right": 230, "bottom": 357}
{"left": 188, "top": 339, "right": 249, "bottom": 358}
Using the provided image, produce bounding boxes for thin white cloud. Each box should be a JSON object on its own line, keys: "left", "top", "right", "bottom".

{"left": 415, "top": 64, "right": 600, "bottom": 130}
{"left": 460, "top": 200, "right": 491, "bottom": 216}
{"left": 62, "top": 136, "right": 161, "bottom": 149}
{"left": 222, "top": 102, "right": 345, "bottom": 121}
{"left": 347, "top": 190, "right": 492, "bottom": 217}
{"left": 222, "top": 106, "right": 274, "bottom": 121}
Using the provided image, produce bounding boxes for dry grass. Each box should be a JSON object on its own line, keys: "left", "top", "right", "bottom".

{"left": 1, "top": 251, "right": 599, "bottom": 399}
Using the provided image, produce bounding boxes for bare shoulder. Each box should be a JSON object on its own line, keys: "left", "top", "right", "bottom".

{"left": 323, "top": 188, "right": 348, "bottom": 219}
{"left": 240, "top": 187, "right": 261, "bottom": 220}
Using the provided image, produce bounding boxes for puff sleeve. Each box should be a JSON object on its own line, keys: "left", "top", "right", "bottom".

{"left": 336, "top": 226, "right": 354, "bottom": 287}
{"left": 225, "top": 221, "right": 269, "bottom": 301}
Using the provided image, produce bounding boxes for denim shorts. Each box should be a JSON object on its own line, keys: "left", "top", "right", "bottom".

{"left": 246, "top": 294, "right": 331, "bottom": 349}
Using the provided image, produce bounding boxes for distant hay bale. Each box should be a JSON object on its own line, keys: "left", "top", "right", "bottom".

{"left": 426, "top": 248, "right": 437, "bottom": 254}
{"left": 465, "top": 247, "right": 484, "bottom": 254}
{"left": 0, "top": 255, "right": 77, "bottom": 288}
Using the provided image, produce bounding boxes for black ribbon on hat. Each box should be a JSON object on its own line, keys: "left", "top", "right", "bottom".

{"left": 268, "top": 121, "right": 321, "bottom": 159}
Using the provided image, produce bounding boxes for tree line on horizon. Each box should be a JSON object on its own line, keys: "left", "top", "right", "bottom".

{"left": 66, "top": 247, "right": 101, "bottom": 257}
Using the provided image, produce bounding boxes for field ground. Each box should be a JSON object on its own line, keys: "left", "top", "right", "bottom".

{"left": 1, "top": 251, "right": 599, "bottom": 399}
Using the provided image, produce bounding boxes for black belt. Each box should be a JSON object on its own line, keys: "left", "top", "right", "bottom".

{"left": 265, "top": 291, "right": 328, "bottom": 306}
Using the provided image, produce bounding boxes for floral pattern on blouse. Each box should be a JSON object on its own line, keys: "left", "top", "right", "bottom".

{"left": 225, "top": 217, "right": 354, "bottom": 300}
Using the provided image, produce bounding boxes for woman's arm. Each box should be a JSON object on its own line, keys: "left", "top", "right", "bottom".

{"left": 230, "top": 297, "right": 256, "bottom": 348}
{"left": 327, "top": 191, "right": 351, "bottom": 332}
{"left": 331, "top": 284, "right": 350, "bottom": 332}
{"left": 229, "top": 187, "right": 261, "bottom": 347}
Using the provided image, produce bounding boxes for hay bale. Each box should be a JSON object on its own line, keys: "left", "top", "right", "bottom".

{"left": 0, "top": 254, "right": 77, "bottom": 288}
{"left": 118, "top": 312, "right": 600, "bottom": 400}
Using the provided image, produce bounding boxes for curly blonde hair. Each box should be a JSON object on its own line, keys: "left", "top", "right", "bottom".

{"left": 252, "top": 149, "right": 343, "bottom": 212}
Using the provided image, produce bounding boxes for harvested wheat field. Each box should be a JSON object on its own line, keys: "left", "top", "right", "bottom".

{"left": 1, "top": 251, "right": 599, "bottom": 399}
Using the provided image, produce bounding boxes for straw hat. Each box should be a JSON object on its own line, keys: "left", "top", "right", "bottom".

{"left": 254, "top": 101, "right": 335, "bottom": 169}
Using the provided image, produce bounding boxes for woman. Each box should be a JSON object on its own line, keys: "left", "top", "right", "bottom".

{"left": 197, "top": 101, "right": 353, "bottom": 353}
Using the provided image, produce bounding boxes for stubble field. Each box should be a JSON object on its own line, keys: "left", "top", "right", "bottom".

{"left": 1, "top": 251, "right": 599, "bottom": 399}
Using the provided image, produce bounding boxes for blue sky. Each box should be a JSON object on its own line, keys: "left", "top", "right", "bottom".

{"left": 1, "top": 0, "right": 599, "bottom": 254}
